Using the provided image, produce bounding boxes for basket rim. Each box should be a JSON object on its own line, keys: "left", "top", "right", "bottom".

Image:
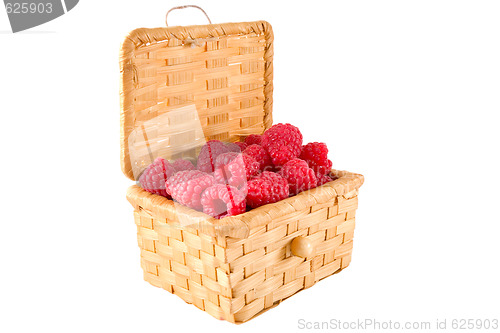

{"left": 126, "top": 169, "right": 364, "bottom": 239}
{"left": 120, "top": 20, "right": 274, "bottom": 180}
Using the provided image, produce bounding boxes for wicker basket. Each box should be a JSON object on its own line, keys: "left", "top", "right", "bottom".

{"left": 120, "top": 16, "right": 364, "bottom": 324}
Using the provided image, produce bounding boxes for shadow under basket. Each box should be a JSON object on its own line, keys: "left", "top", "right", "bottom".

{"left": 120, "top": 19, "right": 364, "bottom": 323}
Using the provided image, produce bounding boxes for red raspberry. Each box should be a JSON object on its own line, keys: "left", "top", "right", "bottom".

{"left": 279, "top": 158, "right": 317, "bottom": 195}
{"left": 201, "top": 184, "right": 246, "bottom": 218}
{"left": 245, "top": 134, "right": 262, "bottom": 146}
{"left": 197, "top": 140, "right": 230, "bottom": 173}
{"left": 268, "top": 145, "right": 299, "bottom": 168}
{"left": 172, "top": 159, "right": 195, "bottom": 172}
{"left": 246, "top": 171, "right": 289, "bottom": 208}
{"left": 234, "top": 142, "right": 248, "bottom": 151}
{"left": 213, "top": 152, "right": 260, "bottom": 188}
{"left": 138, "top": 157, "right": 175, "bottom": 198}
{"left": 166, "top": 170, "right": 216, "bottom": 210}
{"left": 317, "top": 173, "right": 334, "bottom": 186}
{"left": 259, "top": 170, "right": 289, "bottom": 184}
{"left": 244, "top": 144, "right": 273, "bottom": 172}
{"left": 299, "top": 142, "right": 332, "bottom": 176}
{"left": 261, "top": 123, "right": 303, "bottom": 166}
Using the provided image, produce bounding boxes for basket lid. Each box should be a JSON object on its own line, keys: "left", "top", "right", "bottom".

{"left": 120, "top": 20, "right": 274, "bottom": 180}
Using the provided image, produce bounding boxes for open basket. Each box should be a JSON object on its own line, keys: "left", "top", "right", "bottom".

{"left": 120, "top": 6, "right": 364, "bottom": 324}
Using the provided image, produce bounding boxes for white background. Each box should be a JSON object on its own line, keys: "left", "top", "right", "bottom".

{"left": 1, "top": 1, "right": 499, "bottom": 332}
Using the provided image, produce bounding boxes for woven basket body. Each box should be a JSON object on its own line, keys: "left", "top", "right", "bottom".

{"left": 120, "top": 21, "right": 364, "bottom": 323}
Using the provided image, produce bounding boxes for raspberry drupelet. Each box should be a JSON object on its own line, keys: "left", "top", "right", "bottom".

{"left": 197, "top": 140, "right": 230, "bottom": 173}
{"left": 299, "top": 142, "right": 332, "bottom": 177}
{"left": 261, "top": 123, "right": 303, "bottom": 166}
{"left": 201, "top": 184, "right": 246, "bottom": 218}
{"left": 279, "top": 158, "right": 317, "bottom": 195}
{"left": 246, "top": 171, "right": 289, "bottom": 209}
{"left": 166, "top": 170, "right": 216, "bottom": 211}
{"left": 138, "top": 157, "right": 176, "bottom": 198}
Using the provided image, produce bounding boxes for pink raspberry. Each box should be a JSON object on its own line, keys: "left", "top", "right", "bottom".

{"left": 165, "top": 170, "right": 207, "bottom": 198}
{"left": 279, "top": 158, "right": 317, "bottom": 195}
{"left": 172, "top": 159, "right": 195, "bottom": 172}
{"left": 201, "top": 184, "right": 246, "bottom": 218}
{"left": 299, "top": 142, "right": 332, "bottom": 176}
{"left": 138, "top": 157, "right": 175, "bottom": 198}
{"left": 225, "top": 142, "right": 243, "bottom": 153}
{"left": 246, "top": 171, "right": 289, "bottom": 209}
{"left": 245, "top": 134, "right": 262, "bottom": 146}
{"left": 166, "top": 170, "right": 216, "bottom": 210}
{"left": 244, "top": 144, "right": 273, "bottom": 172}
{"left": 261, "top": 123, "right": 303, "bottom": 166}
{"left": 213, "top": 152, "right": 260, "bottom": 188}
{"left": 234, "top": 142, "right": 248, "bottom": 151}
{"left": 197, "top": 140, "right": 230, "bottom": 173}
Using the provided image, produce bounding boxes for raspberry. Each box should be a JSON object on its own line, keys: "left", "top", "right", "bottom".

{"left": 299, "top": 142, "right": 332, "bottom": 176}
{"left": 245, "top": 134, "right": 262, "bottom": 146}
{"left": 259, "top": 170, "right": 288, "bottom": 183}
{"left": 267, "top": 145, "right": 299, "bottom": 168}
{"left": 201, "top": 184, "right": 246, "bottom": 218}
{"left": 172, "top": 159, "right": 195, "bottom": 172}
{"left": 197, "top": 140, "right": 230, "bottom": 173}
{"left": 246, "top": 171, "right": 289, "bottom": 208}
{"left": 138, "top": 157, "right": 175, "bottom": 198}
{"left": 279, "top": 158, "right": 317, "bottom": 195}
{"left": 213, "top": 152, "right": 260, "bottom": 188}
{"left": 261, "top": 123, "right": 303, "bottom": 166}
{"left": 234, "top": 142, "right": 248, "bottom": 151}
{"left": 166, "top": 170, "right": 216, "bottom": 210}
{"left": 243, "top": 144, "right": 273, "bottom": 171}
{"left": 317, "top": 173, "right": 334, "bottom": 186}
{"left": 225, "top": 142, "right": 243, "bottom": 153}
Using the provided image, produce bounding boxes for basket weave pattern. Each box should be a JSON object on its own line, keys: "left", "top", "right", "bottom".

{"left": 127, "top": 170, "right": 363, "bottom": 323}
{"left": 120, "top": 21, "right": 274, "bottom": 180}
{"left": 120, "top": 20, "right": 364, "bottom": 323}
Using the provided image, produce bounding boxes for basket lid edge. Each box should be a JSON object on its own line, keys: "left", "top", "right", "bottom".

{"left": 119, "top": 20, "right": 274, "bottom": 180}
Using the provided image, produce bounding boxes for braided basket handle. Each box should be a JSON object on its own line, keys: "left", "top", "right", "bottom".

{"left": 166, "top": 5, "right": 212, "bottom": 26}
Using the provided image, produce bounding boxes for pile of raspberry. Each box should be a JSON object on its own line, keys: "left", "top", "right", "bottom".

{"left": 138, "top": 123, "right": 337, "bottom": 219}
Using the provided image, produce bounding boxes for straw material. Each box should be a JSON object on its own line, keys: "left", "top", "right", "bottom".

{"left": 120, "top": 21, "right": 274, "bottom": 180}
{"left": 120, "top": 18, "right": 364, "bottom": 323}
{"left": 127, "top": 170, "right": 363, "bottom": 323}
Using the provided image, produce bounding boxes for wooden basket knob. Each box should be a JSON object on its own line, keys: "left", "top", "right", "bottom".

{"left": 291, "top": 236, "right": 316, "bottom": 258}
